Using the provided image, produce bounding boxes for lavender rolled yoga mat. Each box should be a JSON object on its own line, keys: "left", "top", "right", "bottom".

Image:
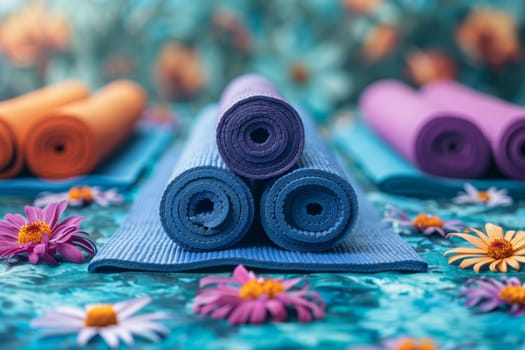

{"left": 216, "top": 74, "right": 304, "bottom": 179}
{"left": 359, "top": 80, "right": 492, "bottom": 178}
{"left": 422, "top": 81, "right": 525, "bottom": 181}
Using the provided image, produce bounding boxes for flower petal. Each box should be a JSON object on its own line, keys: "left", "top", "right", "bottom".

{"left": 232, "top": 265, "right": 252, "bottom": 284}
{"left": 77, "top": 328, "right": 98, "bottom": 346}
{"left": 114, "top": 296, "right": 152, "bottom": 320}
{"left": 446, "top": 233, "right": 488, "bottom": 249}
{"left": 56, "top": 243, "right": 85, "bottom": 263}
{"left": 99, "top": 328, "right": 120, "bottom": 349}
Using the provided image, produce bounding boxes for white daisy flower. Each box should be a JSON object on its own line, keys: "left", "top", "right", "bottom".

{"left": 34, "top": 186, "right": 124, "bottom": 208}
{"left": 31, "top": 296, "right": 170, "bottom": 349}
{"left": 453, "top": 183, "right": 513, "bottom": 207}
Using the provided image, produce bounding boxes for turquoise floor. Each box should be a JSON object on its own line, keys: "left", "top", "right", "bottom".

{"left": 1, "top": 150, "right": 524, "bottom": 350}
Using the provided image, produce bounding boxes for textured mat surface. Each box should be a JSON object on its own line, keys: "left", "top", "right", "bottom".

{"left": 260, "top": 108, "right": 358, "bottom": 251}
{"left": 334, "top": 121, "right": 525, "bottom": 198}
{"left": 159, "top": 105, "right": 255, "bottom": 250}
{"left": 89, "top": 120, "right": 427, "bottom": 273}
{"left": 216, "top": 74, "right": 304, "bottom": 179}
{"left": 0, "top": 123, "right": 172, "bottom": 197}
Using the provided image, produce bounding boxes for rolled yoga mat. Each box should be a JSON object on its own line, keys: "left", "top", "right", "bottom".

{"left": 359, "top": 80, "right": 492, "bottom": 179}
{"left": 260, "top": 108, "right": 358, "bottom": 252}
{"left": 333, "top": 120, "right": 525, "bottom": 199}
{"left": 216, "top": 74, "right": 304, "bottom": 179}
{"left": 0, "top": 81, "right": 90, "bottom": 179}
{"left": 159, "top": 105, "right": 255, "bottom": 251}
{"left": 25, "top": 80, "right": 146, "bottom": 179}
{"left": 422, "top": 81, "right": 525, "bottom": 181}
{"left": 89, "top": 108, "right": 427, "bottom": 273}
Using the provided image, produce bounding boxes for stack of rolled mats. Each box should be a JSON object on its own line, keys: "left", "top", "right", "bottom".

{"left": 334, "top": 79, "right": 525, "bottom": 198}
{"left": 90, "top": 74, "right": 426, "bottom": 273}
{"left": 0, "top": 80, "right": 145, "bottom": 180}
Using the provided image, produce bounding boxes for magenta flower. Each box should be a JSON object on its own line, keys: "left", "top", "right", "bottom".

{"left": 383, "top": 204, "right": 464, "bottom": 237}
{"left": 461, "top": 276, "right": 525, "bottom": 316}
{"left": 193, "top": 264, "right": 325, "bottom": 325}
{"left": 0, "top": 200, "right": 96, "bottom": 265}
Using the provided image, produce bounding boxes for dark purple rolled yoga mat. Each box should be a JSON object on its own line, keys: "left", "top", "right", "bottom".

{"left": 422, "top": 81, "right": 525, "bottom": 181}
{"left": 216, "top": 74, "right": 304, "bottom": 179}
{"left": 359, "top": 80, "right": 492, "bottom": 178}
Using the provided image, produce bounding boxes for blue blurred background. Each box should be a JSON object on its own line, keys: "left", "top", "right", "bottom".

{"left": 1, "top": 0, "right": 524, "bottom": 124}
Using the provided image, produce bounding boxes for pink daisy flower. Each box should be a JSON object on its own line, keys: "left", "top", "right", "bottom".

{"left": 193, "top": 264, "right": 325, "bottom": 325}
{"left": 34, "top": 186, "right": 123, "bottom": 208}
{"left": 0, "top": 200, "right": 96, "bottom": 265}
{"left": 461, "top": 276, "right": 525, "bottom": 316}
{"left": 31, "top": 296, "right": 170, "bottom": 349}
{"left": 383, "top": 204, "right": 464, "bottom": 237}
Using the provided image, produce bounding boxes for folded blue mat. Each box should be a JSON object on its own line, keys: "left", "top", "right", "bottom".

{"left": 159, "top": 106, "right": 255, "bottom": 250}
{"left": 260, "top": 109, "right": 358, "bottom": 251}
{"left": 0, "top": 123, "right": 172, "bottom": 197}
{"left": 89, "top": 110, "right": 427, "bottom": 273}
{"left": 333, "top": 120, "right": 525, "bottom": 198}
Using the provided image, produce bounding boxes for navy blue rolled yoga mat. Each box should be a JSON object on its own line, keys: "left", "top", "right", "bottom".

{"left": 216, "top": 74, "right": 305, "bottom": 179}
{"left": 159, "top": 105, "right": 255, "bottom": 250}
{"left": 89, "top": 108, "right": 426, "bottom": 273}
{"left": 260, "top": 108, "right": 358, "bottom": 251}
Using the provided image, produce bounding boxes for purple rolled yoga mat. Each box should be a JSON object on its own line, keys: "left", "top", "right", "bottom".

{"left": 216, "top": 74, "right": 304, "bottom": 179}
{"left": 422, "top": 81, "right": 525, "bottom": 181}
{"left": 359, "top": 80, "right": 492, "bottom": 178}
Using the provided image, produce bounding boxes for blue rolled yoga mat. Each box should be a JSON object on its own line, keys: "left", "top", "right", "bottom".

{"left": 159, "top": 106, "right": 255, "bottom": 250}
{"left": 89, "top": 105, "right": 427, "bottom": 273}
{"left": 260, "top": 109, "right": 358, "bottom": 251}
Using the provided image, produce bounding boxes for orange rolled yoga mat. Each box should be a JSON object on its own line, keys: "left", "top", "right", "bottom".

{"left": 0, "top": 81, "right": 90, "bottom": 179}
{"left": 25, "top": 80, "right": 147, "bottom": 179}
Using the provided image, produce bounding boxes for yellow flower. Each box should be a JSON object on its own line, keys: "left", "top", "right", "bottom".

{"left": 444, "top": 223, "right": 525, "bottom": 273}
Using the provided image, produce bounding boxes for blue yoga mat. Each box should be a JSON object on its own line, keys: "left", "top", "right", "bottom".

{"left": 260, "top": 108, "right": 358, "bottom": 251}
{"left": 89, "top": 111, "right": 427, "bottom": 273}
{"left": 159, "top": 105, "right": 255, "bottom": 250}
{"left": 333, "top": 120, "right": 525, "bottom": 198}
{"left": 0, "top": 123, "right": 172, "bottom": 197}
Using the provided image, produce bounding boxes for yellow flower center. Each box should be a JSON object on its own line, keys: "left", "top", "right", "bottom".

{"left": 290, "top": 63, "right": 309, "bottom": 84}
{"left": 487, "top": 238, "right": 514, "bottom": 260}
{"left": 68, "top": 186, "right": 94, "bottom": 203}
{"left": 477, "top": 191, "right": 490, "bottom": 202}
{"left": 84, "top": 305, "right": 118, "bottom": 327}
{"left": 239, "top": 278, "right": 285, "bottom": 299}
{"left": 412, "top": 214, "right": 443, "bottom": 229}
{"left": 396, "top": 338, "right": 438, "bottom": 350}
{"left": 499, "top": 285, "right": 525, "bottom": 305}
{"left": 17, "top": 221, "right": 51, "bottom": 245}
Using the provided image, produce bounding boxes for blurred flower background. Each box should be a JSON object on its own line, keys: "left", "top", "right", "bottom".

{"left": 1, "top": 0, "right": 524, "bottom": 123}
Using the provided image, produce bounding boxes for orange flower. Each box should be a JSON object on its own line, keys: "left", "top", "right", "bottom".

{"left": 153, "top": 42, "right": 206, "bottom": 100}
{"left": 0, "top": 1, "right": 70, "bottom": 68}
{"left": 406, "top": 50, "right": 457, "bottom": 86}
{"left": 445, "top": 223, "right": 525, "bottom": 273}
{"left": 212, "top": 9, "right": 252, "bottom": 52}
{"left": 456, "top": 8, "right": 521, "bottom": 66}
{"left": 341, "top": 0, "right": 382, "bottom": 15}
{"left": 361, "top": 24, "right": 398, "bottom": 63}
